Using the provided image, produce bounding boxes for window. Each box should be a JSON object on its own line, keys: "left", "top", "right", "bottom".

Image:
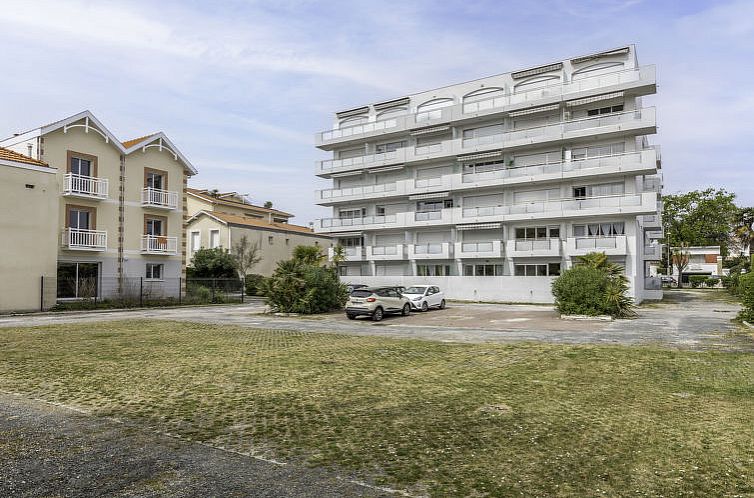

{"left": 145, "top": 217, "right": 165, "bottom": 236}
{"left": 67, "top": 206, "right": 93, "bottom": 229}
{"left": 190, "top": 231, "right": 200, "bottom": 253}
{"left": 573, "top": 222, "right": 625, "bottom": 237}
{"left": 285, "top": 238, "right": 290, "bottom": 246}
{"left": 375, "top": 141, "right": 406, "bottom": 153}
{"left": 462, "top": 124, "right": 504, "bottom": 146}
{"left": 512, "top": 150, "right": 562, "bottom": 168}
{"left": 416, "top": 264, "right": 451, "bottom": 276}
{"left": 415, "top": 98, "right": 453, "bottom": 121}
{"left": 338, "top": 237, "right": 362, "bottom": 247}
{"left": 514, "top": 226, "right": 560, "bottom": 239}
{"left": 338, "top": 147, "right": 364, "bottom": 159}
{"left": 57, "top": 262, "right": 99, "bottom": 299}
{"left": 416, "top": 199, "right": 453, "bottom": 212}
{"left": 70, "top": 157, "right": 92, "bottom": 176}
{"left": 376, "top": 205, "right": 386, "bottom": 216}
{"left": 268, "top": 236, "right": 274, "bottom": 245}
{"left": 145, "top": 169, "right": 166, "bottom": 190}
{"left": 586, "top": 104, "right": 624, "bottom": 116}
{"left": 463, "top": 160, "right": 506, "bottom": 175}
{"left": 146, "top": 263, "right": 163, "bottom": 280}
{"left": 209, "top": 229, "right": 220, "bottom": 248}
{"left": 514, "top": 263, "right": 560, "bottom": 276}
{"left": 573, "top": 182, "right": 624, "bottom": 198}
{"left": 463, "top": 264, "right": 504, "bottom": 276}
{"left": 572, "top": 142, "right": 625, "bottom": 160}
{"left": 573, "top": 186, "right": 587, "bottom": 199}
{"left": 339, "top": 208, "right": 366, "bottom": 219}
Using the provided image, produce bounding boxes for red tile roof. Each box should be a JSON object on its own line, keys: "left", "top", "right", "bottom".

{"left": 0, "top": 146, "right": 49, "bottom": 167}
{"left": 203, "top": 211, "right": 322, "bottom": 236}
{"left": 187, "top": 188, "right": 293, "bottom": 217}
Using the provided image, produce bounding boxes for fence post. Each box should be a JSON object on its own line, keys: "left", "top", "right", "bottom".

{"left": 178, "top": 277, "right": 182, "bottom": 305}
{"left": 139, "top": 277, "right": 143, "bottom": 307}
{"left": 40, "top": 276, "right": 44, "bottom": 311}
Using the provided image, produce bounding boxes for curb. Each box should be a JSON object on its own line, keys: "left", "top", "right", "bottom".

{"left": 560, "top": 314, "right": 613, "bottom": 321}
{"left": 2, "top": 299, "right": 267, "bottom": 318}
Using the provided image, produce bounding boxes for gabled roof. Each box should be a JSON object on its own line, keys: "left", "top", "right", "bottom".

{"left": 0, "top": 110, "right": 197, "bottom": 175}
{"left": 188, "top": 210, "right": 325, "bottom": 237}
{"left": 0, "top": 146, "right": 49, "bottom": 167}
{"left": 187, "top": 188, "right": 293, "bottom": 217}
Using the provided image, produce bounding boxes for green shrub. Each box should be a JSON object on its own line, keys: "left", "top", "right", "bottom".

{"left": 738, "top": 272, "right": 754, "bottom": 322}
{"left": 244, "top": 274, "right": 267, "bottom": 296}
{"left": 552, "top": 266, "right": 609, "bottom": 316}
{"left": 688, "top": 275, "right": 708, "bottom": 288}
{"left": 705, "top": 277, "right": 720, "bottom": 288}
{"left": 187, "top": 248, "right": 238, "bottom": 278}
{"left": 263, "top": 260, "right": 347, "bottom": 314}
{"left": 186, "top": 284, "right": 212, "bottom": 303}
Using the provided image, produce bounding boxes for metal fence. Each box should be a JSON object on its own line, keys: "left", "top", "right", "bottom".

{"left": 40, "top": 276, "right": 260, "bottom": 311}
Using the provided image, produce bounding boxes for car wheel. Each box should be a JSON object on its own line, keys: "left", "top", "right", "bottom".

{"left": 372, "top": 307, "right": 384, "bottom": 322}
{"left": 401, "top": 303, "right": 411, "bottom": 316}
{"left": 421, "top": 301, "right": 429, "bottom": 312}
{"left": 439, "top": 299, "right": 446, "bottom": 309}
{"left": 346, "top": 313, "right": 357, "bottom": 320}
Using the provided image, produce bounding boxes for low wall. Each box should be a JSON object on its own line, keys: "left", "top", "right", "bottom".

{"left": 347, "top": 276, "right": 556, "bottom": 304}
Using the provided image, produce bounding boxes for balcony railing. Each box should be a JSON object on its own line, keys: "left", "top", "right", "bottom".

{"left": 575, "top": 236, "right": 619, "bottom": 250}
{"left": 507, "top": 238, "right": 561, "bottom": 257}
{"left": 141, "top": 235, "right": 178, "bottom": 254}
{"left": 372, "top": 245, "right": 398, "bottom": 256}
{"left": 414, "top": 243, "right": 444, "bottom": 255}
{"left": 461, "top": 242, "right": 494, "bottom": 252}
{"left": 319, "top": 182, "right": 397, "bottom": 200}
{"left": 320, "top": 214, "right": 397, "bottom": 229}
{"left": 415, "top": 210, "right": 442, "bottom": 221}
{"left": 62, "top": 173, "right": 108, "bottom": 199}
{"left": 415, "top": 177, "right": 444, "bottom": 188}
{"left": 462, "top": 205, "right": 507, "bottom": 218}
{"left": 61, "top": 228, "right": 107, "bottom": 251}
{"left": 320, "top": 118, "right": 399, "bottom": 142}
{"left": 141, "top": 187, "right": 179, "bottom": 209}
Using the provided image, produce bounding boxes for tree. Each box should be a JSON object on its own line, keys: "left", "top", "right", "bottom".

{"left": 733, "top": 207, "right": 754, "bottom": 263}
{"left": 331, "top": 245, "right": 346, "bottom": 267}
{"left": 232, "top": 235, "right": 261, "bottom": 278}
{"left": 671, "top": 246, "right": 690, "bottom": 288}
{"left": 292, "top": 245, "right": 326, "bottom": 265}
{"left": 264, "top": 201, "right": 273, "bottom": 209}
{"left": 263, "top": 259, "right": 348, "bottom": 314}
{"left": 575, "top": 252, "right": 636, "bottom": 317}
{"left": 187, "top": 247, "right": 238, "bottom": 278}
{"left": 662, "top": 189, "right": 738, "bottom": 256}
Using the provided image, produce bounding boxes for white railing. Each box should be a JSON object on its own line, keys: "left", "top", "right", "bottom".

{"left": 320, "top": 214, "right": 397, "bottom": 228}
{"left": 461, "top": 242, "right": 494, "bottom": 252}
{"left": 63, "top": 173, "right": 108, "bottom": 198}
{"left": 574, "top": 236, "right": 619, "bottom": 250}
{"left": 515, "top": 239, "right": 555, "bottom": 251}
{"left": 414, "top": 243, "right": 443, "bottom": 254}
{"left": 319, "top": 118, "right": 398, "bottom": 142}
{"left": 62, "top": 228, "right": 107, "bottom": 250}
{"left": 372, "top": 245, "right": 398, "bottom": 256}
{"left": 462, "top": 205, "right": 507, "bottom": 218}
{"left": 319, "top": 182, "right": 397, "bottom": 200}
{"left": 141, "top": 187, "right": 179, "bottom": 209}
{"left": 415, "top": 143, "right": 444, "bottom": 155}
{"left": 415, "top": 210, "right": 442, "bottom": 221}
{"left": 415, "top": 177, "right": 444, "bottom": 188}
{"left": 141, "top": 235, "right": 178, "bottom": 254}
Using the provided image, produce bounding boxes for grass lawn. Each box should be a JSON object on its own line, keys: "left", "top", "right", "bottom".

{"left": 0, "top": 320, "right": 752, "bottom": 497}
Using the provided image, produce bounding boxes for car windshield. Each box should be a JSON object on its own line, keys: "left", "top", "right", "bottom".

{"left": 350, "top": 290, "right": 373, "bottom": 298}
{"left": 403, "top": 286, "right": 427, "bottom": 294}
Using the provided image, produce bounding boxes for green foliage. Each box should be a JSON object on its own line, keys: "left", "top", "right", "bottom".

{"left": 292, "top": 245, "right": 326, "bottom": 265}
{"left": 553, "top": 252, "right": 636, "bottom": 318}
{"left": 738, "top": 272, "right": 754, "bottom": 322}
{"left": 705, "top": 277, "right": 720, "bottom": 288}
{"left": 186, "top": 283, "right": 212, "bottom": 302}
{"left": 263, "top": 259, "right": 347, "bottom": 314}
{"left": 688, "top": 275, "right": 708, "bottom": 288}
{"left": 733, "top": 207, "right": 754, "bottom": 259}
{"left": 662, "top": 189, "right": 738, "bottom": 256}
{"left": 187, "top": 247, "right": 238, "bottom": 279}
{"left": 244, "top": 274, "right": 267, "bottom": 296}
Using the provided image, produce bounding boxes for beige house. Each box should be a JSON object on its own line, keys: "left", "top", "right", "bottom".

{"left": 0, "top": 148, "right": 59, "bottom": 312}
{"left": 0, "top": 111, "right": 197, "bottom": 306}
{"left": 186, "top": 188, "right": 332, "bottom": 275}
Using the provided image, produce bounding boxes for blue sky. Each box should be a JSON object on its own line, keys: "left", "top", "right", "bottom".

{"left": 1, "top": 0, "right": 753, "bottom": 225}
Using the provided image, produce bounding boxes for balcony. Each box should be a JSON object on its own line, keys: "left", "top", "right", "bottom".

{"left": 567, "top": 236, "right": 628, "bottom": 256}
{"left": 318, "top": 214, "right": 398, "bottom": 230}
{"left": 62, "top": 173, "right": 108, "bottom": 199}
{"left": 61, "top": 228, "right": 107, "bottom": 251}
{"left": 367, "top": 244, "right": 405, "bottom": 260}
{"left": 409, "top": 242, "right": 453, "bottom": 260}
{"left": 328, "top": 245, "right": 365, "bottom": 262}
{"left": 414, "top": 208, "right": 454, "bottom": 226}
{"left": 506, "top": 238, "right": 561, "bottom": 258}
{"left": 141, "top": 235, "right": 178, "bottom": 255}
{"left": 642, "top": 174, "right": 663, "bottom": 193}
{"left": 641, "top": 214, "right": 662, "bottom": 230}
{"left": 141, "top": 187, "right": 179, "bottom": 209}
{"left": 315, "top": 65, "right": 656, "bottom": 148}
{"left": 643, "top": 243, "right": 662, "bottom": 260}
{"left": 455, "top": 240, "right": 504, "bottom": 259}
{"left": 317, "top": 182, "right": 397, "bottom": 202}
{"left": 315, "top": 108, "right": 656, "bottom": 177}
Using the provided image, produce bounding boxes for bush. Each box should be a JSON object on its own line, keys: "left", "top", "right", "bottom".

{"left": 688, "top": 275, "right": 708, "bottom": 288}
{"left": 738, "top": 272, "right": 754, "bottom": 322}
{"left": 244, "top": 274, "right": 267, "bottom": 296}
{"left": 705, "top": 277, "right": 720, "bottom": 288}
{"left": 552, "top": 266, "right": 610, "bottom": 316}
{"left": 186, "top": 284, "right": 212, "bottom": 302}
{"left": 263, "top": 260, "right": 347, "bottom": 314}
{"left": 187, "top": 248, "right": 238, "bottom": 279}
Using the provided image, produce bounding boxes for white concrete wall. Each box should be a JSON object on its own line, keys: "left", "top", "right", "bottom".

{"left": 346, "top": 276, "right": 556, "bottom": 303}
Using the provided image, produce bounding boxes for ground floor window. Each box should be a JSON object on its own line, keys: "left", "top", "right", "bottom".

{"left": 417, "top": 264, "right": 451, "bottom": 277}
{"left": 463, "top": 264, "right": 504, "bottom": 276}
{"left": 514, "top": 263, "right": 561, "bottom": 276}
{"left": 57, "top": 262, "right": 99, "bottom": 298}
{"left": 146, "top": 263, "right": 164, "bottom": 280}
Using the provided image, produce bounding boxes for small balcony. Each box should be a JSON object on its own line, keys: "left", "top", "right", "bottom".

{"left": 141, "top": 187, "right": 179, "bottom": 210}
{"left": 409, "top": 242, "right": 453, "bottom": 260}
{"left": 643, "top": 243, "right": 662, "bottom": 260}
{"left": 506, "top": 238, "right": 561, "bottom": 258}
{"left": 328, "top": 246, "right": 365, "bottom": 262}
{"left": 455, "top": 240, "right": 504, "bottom": 259}
{"left": 62, "top": 173, "right": 109, "bottom": 199}
{"left": 141, "top": 235, "right": 178, "bottom": 255}
{"left": 641, "top": 214, "right": 662, "bottom": 230}
{"left": 61, "top": 228, "right": 107, "bottom": 251}
{"left": 367, "top": 244, "right": 405, "bottom": 260}
{"left": 567, "top": 236, "right": 628, "bottom": 256}
{"left": 317, "top": 182, "right": 397, "bottom": 202}
{"left": 317, "top": 214, "right": 398, "bottom": 230}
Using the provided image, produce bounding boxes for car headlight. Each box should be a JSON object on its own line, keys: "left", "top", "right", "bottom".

{"left": 412, "top": 296, "right": 422, "bottom": 301}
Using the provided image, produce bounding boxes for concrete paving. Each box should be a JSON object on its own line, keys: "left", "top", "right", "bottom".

{"left": 0, "top": 290, "right": 747, "bottom": 350}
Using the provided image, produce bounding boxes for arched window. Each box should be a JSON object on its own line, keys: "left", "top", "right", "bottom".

{"left": 415, "top": 98, "right": 453, "bottom": 122}
{"left": 572, "top": 61, "right": 625, "bottom": 80}
{"left": 462, "top": 87, "right": 505, "bottom": 113}
{"left": 376, "top": 108, "right": 407, "bottom": 121}
{"left": 339, "top": 115, "right": 368, "bottom": 128}
{"left": 513, "top": 75, "right": 560, "bottom": 94}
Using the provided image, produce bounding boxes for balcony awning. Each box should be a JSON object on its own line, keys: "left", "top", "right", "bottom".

{"left": 332, "top": 231, "right": 363, "bottom": 237}
{"left": 456, "top": 223, "right": 501, "bottom": 230}
{"left": 508, "top": 103, "right": 560, "bottom": 117}
{"left": 511, "top": 62, "right": 563, "bottom": 79}
{"left": 373, "top": 97, "right": 410, "bottom": 110}
{"left": 366, "top": 164, "right": 404, "bottom": 173}
{"left": 330, "top": 170, "right": 365, "bottom": 178}
{"left": 409, "top": 191, "right": 450, "bottom": 200}
{"left": 409, "top": 125, "right": 451, "bottom": 136}
{"left": 335, "top": 106, "right": 369, "bottom": 119}
{"left": 566, "top": 91, "right": 624, "bottom": 107}
{"left": 457, "top": 150, "right": 504, "bottom": 162}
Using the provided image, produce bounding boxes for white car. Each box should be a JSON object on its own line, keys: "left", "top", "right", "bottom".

{"left": 402, "top": 285, "right": 446, "bottom": 312}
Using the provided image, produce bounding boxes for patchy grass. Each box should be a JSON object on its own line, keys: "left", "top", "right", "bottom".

{"left": 0, "top": 320, "right": 752, "bottom": 497}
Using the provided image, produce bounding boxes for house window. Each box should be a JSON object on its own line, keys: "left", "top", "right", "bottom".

{"left": 70, "top": 157, "right": 92, "bottom": 176}
{"left": 339, "top": 208, "right": 365, "bottom": 219}
{"left": 145, "top": 217, "right": 165, "bottom": 236}
{"left": 57, "top": 262, "right": 99, "bottom": 299}
{"left": 190, "top": 231, "right": 200, "bottom": 253}
{"left": 146, "top": 263, "right": 164, "bottom": 280}
{"left": 209, "top": 229, "right": 220, "bottom": 248}
{"left": 463, "top": 264, "right": 504, "bottom": 276}
{"left": 573, "top": 186, "right": 587, "bottom": 199}
{"left": 416, "top": 264, "right": 450, "bottom": 276}
{"left": 375, "top": 141, "right": 406, "bottom": 153}
{"left": 67, "top": 206, "right": 92, "bottom": 229}
{"left": 339, "top": 237, "right": 362, "bottom": 247}
{"left": 416, "top": 199, "right": 453, "bottom": 212}
{"left": 573, "top": 182, "right": 624, "bottom": 198}
{"left": 514, "top": 263, "right": 561, "bottom": 276}
{"left": 268, "top": 236, "right": 274, "bottom": 245}
{"left": 515, "top": 226, "right": 560, "bottom": 239}
{"left": 145, "top": 170, "right": 166, "bottom": 190}
{"left": 285, "top": 238, "right": 290, "bottom": 246}
{"left": 572, "top": 142, "right": 625, "bottom": 160}
{"left": 573, "top": 222, "right": 625, "bottom": 237}
{"left": 587, "top": 104, "right": 624, "bottom": 116}
{"left": 376, "top": 205, "right": 386, "bottom": 216}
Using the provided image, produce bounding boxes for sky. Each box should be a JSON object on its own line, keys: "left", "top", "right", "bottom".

{"left": 1, "top": 0, "right": 753, "bottom": 226}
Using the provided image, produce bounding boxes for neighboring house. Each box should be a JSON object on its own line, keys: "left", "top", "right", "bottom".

{"left": 661, "top": 246, "right": 723, "bottom": 283}
{"left": 186, "top": 188, "right": 332, "bottom": 275}
{"left": 0, "top": 148, "right": 59, "bottom": 312}
{"left": 0, "top": 111, "right": 197, "bottom": 306}
{"left": 313, "top": 45, "right": 664, "bottom": 303}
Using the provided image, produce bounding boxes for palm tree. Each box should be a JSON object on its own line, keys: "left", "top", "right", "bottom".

{"left": 734, "top": 207, "right": 754, "bottom": 261}
{"left": 576, "top": 252, "right": 636, "bottom": 318}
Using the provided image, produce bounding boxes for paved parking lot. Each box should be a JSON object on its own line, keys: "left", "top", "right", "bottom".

{"left": 0, "top": 290, "right": 747, "bottom": 349}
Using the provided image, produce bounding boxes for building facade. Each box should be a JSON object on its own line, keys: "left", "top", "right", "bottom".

{"left": 0, "top": 111, "right": 197, "bottom": 306}
{"left": 313, "top": 46, "right": 663, "bottom": 303}
{"left": 652, "top": 246, "right": 723, "bottom": 283}
{"left": 186, "top": 188, "right": 332, "bottom": 275}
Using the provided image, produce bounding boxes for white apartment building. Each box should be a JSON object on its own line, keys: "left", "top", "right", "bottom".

{"left": 313, "top": 45, "right": 663, "bottom": 303}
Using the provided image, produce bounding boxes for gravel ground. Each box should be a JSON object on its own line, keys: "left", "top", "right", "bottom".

{"left": 0, "top": 393, "right": 390, "bottom": 498}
